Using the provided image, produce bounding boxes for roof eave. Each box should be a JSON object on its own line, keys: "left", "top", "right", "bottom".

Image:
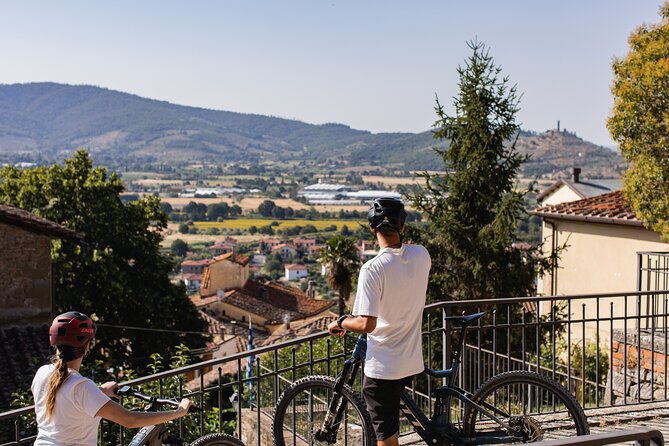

{"left": 533, "top": 211, "right": 644, "bottom": 227}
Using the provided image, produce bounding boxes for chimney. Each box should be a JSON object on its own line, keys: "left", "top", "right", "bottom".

{"left": 572, "top": 167, "right": 581, "bottom": 183}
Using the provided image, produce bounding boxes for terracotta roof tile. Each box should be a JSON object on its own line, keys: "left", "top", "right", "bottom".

{"left": 213, "top": 252, "right": 251, "bottom": 266}
{"left": 0, "top": 325, "right": 51, "bottom": 409}
{"left": 534, "top": 191, "right": 642, "bottom": 226}
{"left": 0, "top": 205, "right": 83, "bottom": 241}
{"left": 222, "top": 280, "right": 333, "bottom": 324}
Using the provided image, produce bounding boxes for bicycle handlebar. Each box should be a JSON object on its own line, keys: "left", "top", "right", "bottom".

{"left": 115, "top": 386, "right": 200, "bottom": 412}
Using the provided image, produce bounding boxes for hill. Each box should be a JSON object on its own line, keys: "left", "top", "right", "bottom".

{"left": 0, "top": 83, "right": 624, "bottom": 177}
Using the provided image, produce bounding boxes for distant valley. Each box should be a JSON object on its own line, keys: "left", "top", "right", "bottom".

{"left": 0, "top": 83, "right": 625, "bottom": 178}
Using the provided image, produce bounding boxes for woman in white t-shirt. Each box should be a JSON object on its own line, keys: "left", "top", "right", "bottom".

{"left": 31, "top": 311, "right": 193, "bottom": 446}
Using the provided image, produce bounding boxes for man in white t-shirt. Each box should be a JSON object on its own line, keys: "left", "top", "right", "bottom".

{"left": 328, "top": 198, "right": 431, "bottom": 446}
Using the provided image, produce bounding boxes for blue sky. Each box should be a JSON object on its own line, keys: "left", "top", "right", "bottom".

{"left": 0, "top": 1, "right": 662, "bottom": 146}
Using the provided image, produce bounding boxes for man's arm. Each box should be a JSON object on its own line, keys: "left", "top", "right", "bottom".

{"left": 328, "top": 315, "right": 376, "bottom": 336}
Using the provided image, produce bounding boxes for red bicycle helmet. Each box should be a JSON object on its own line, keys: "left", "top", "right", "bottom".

{"left": 49, "top": 311, "right": 96, "bottom": 348}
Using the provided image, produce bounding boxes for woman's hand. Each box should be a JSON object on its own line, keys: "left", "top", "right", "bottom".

{"left": 100, "top": 381, "right": 119, "bottom": 398}
{"left": 177, "top": 398, "right": 193, "bottom": 415}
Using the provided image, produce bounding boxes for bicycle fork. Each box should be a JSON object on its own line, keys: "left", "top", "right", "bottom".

{"left": 315, "top": 358, "right": 359, "bottom": 443}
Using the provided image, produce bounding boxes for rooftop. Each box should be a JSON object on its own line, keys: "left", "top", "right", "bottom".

{"left": 214, "top": 252, "right": 251, "bottom": 266}
{"left": 221, "top": 279, "right": 333, "bottom": 324}
{"left": 534, "top": 190, "right": 642, "bottom": 227}
{"left": 0, "top": 205, "right": 83, "bottom": 241}
{"left": 536, "top": 178, "right": 621, "bottom": 203}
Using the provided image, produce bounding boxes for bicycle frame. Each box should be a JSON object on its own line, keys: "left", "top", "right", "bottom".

{"left": 318, "top": 313, "right": 526, "bottom": 446}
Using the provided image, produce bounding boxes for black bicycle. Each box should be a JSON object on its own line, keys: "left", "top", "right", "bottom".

{"left": 116, "top": 386, "right": 244, "bottom": 446}
{"left": 272, "top": 312, "right": 589, "bottom": 445}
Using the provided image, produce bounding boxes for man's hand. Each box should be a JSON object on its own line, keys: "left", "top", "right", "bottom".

{"left": 100, "top": 381, "right": 119, "bottom": 398}
{"left": 327, "top": 320, "right": 347, "bottom": 337}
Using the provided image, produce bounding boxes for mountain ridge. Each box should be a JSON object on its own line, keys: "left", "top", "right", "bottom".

{"left": 0, "top": 82, "right": 624, "bottom": 177}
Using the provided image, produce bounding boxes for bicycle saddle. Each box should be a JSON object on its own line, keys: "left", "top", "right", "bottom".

{"left": 443, "top": 312, "right": 485, "bottom": 325}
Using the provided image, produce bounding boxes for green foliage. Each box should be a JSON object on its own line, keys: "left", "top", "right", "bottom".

{"left": 0, "top": 150, "right": 208, "bottom": 371}
{"left": 319, "top": 236, "right": 360, "bottom": 315}
{"left": 100, "top": 345, "right": 236, "bottom": 445}
{"left": 608, "top": 2, "right": 669, "bottom": 241}
{"left": 171, "top": 239, "right": 189, "bottom": 257}
{"left": 408, "top": 41, "right": 554, "bottom": 303}
{"left": 539, "top": 338, "right": 609, "bottom": 406}
{"left": 258, "top": 336, "right": 352, "bottom": 401}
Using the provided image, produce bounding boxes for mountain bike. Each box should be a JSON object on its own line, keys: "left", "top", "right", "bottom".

{"left": 272, "top": 312, "right": 590, "bottom": 445}
{"left": 116, "top": 386, "right": 244, "bottom": 446}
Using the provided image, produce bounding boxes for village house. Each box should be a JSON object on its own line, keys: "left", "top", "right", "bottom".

{"left": 0, "top": 205, "right": 82, "bottom": 409}
{"left": 535, "top": 190, "right": 668, "bottom": 296}
{"left": 207, "top": 236, "right": 238, "bottom": 256}
{"left": 534, "top": 191, "right": 669, "bottom": 342}
{"left": 536, "top": 167, "right": 621, "bottom": 207}
{"left": 181, "top": 258, "right": 213, "bottom": 275}
{"left": 271, "top": 243, "right": 298, "bottom": 261}
{"left": 293, "top": 238, "right": 319, "bottom": 255}
{"left": 357, "top": 239, "right": 378, "bottom": 261}
{"left": 180, "top": 258, "right": 214, "bottom": 292}
{"left": 0, "top": 205, "right": 82, "bottom": 326}
{"left": 191, "top": 252, "right": 333, "bottom": 336}
{"left": 284, "top": 264, "right": 308, "bottom": 281}
{"left": 259, "top": 237, "right": 282, "bottom": 253}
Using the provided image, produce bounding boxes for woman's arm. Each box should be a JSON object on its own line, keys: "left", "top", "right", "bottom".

{"left": 96, "top": 398, "right": 192, "bottom": 429}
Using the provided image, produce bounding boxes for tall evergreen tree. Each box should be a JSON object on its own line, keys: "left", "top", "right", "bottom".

{"left": 408, "top": 41, "right": 553, "bottom": 303}
{"left": 0, "top": 150, "right": 208, "bottom": 370}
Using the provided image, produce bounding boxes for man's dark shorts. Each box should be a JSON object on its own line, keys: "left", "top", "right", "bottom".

{"left": 362, "top": 374, "right": 414, "bottom": 440}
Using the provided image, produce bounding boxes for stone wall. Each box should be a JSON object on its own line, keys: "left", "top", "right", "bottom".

{"left": 606, "top": 328, "right": 668, "bottom": 403}
{"left": 240, "top": 408, "right": 275, "bottom": 446}
{"left": 0, "top": 221, "right": 52, "bottom": 326}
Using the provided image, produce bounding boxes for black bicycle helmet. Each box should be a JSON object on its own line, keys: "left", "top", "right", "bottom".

{"left": 49, "top": 311, "right": 96, "bottom": 348}
{"left": 368, "top": 198, "right": 407, "bottom": 232}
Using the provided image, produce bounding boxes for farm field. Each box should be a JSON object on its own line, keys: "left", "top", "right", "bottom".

{"left": 193, "top": 218, "right": 367, "bottom": 231}
{"left": 162, "top": 196, "right": 369, "bottom": 213}
{"left": 162, "top": 224, "right": 263, "bottom": 247}
{"left": 362, "top": 175, "right": 427, "bottom": 186}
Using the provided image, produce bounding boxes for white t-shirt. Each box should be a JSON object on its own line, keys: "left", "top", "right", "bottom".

{"left": 352, "top": 243, "right": 431, "bottom": 380}
{"left": 31, "top": 364, "right": 111, "bottom": 446}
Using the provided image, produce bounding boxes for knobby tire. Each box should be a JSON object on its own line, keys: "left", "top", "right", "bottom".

{"left": 272, "top": 375, "right": 375, "bottom": 446}
{"left": 463, "top": 370, "right": 589, "bottom": 442}
{"left": 190, "top": 432, "right": 246, "bottom": 446}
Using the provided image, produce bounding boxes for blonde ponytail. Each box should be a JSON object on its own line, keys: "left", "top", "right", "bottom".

{"left": 44, "top": 344, "right": 86, "bottom": 418}
{"left": 45, "top": 355, "right": 70, "bottom": 419}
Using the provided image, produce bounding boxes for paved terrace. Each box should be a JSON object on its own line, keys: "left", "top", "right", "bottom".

{"left": 400, "top": 403, "right": 669, "bottom": 445}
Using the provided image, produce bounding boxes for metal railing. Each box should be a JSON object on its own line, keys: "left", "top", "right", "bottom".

{"left": 638, "top": 252, "right": 669, "bottom": 293}
{"left": 3, "top": 290, "right": 669, "bottom": 445}
{"left": 533, "top": 427, "right": 664, "bottom": 446}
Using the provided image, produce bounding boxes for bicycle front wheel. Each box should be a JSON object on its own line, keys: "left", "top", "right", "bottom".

{"left": 190, "top": 433, "right": 246, "bottom": 446}
{"left": 272, "top": 375, "right": 375, "bottom": 446}
{"left": 463, "top": 371, "right": 589, "bottom": 443}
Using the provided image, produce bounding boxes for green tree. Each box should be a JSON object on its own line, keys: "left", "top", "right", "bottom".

{"left": 0, "top": 150, "right": 208, "bottom": 370}
{"left": 319, "top": 236, "right": 360, "bottom": 315}
{"left": 206, "top": 202, "right": 230, "bottom": 221}
{"left": 170, "top": 239, "right": 189, "bottom": 257}
{"left": 608, "top": 3, "right": 669, "bottom": 241}
{"left": 178, "top": 223, "right": 190, "bottom": 234}
{"left": 258, "top": 200, "right": 276, "bottom": 217}
{"left": 408, "top": 41, "right": 553, "bottom": 302}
